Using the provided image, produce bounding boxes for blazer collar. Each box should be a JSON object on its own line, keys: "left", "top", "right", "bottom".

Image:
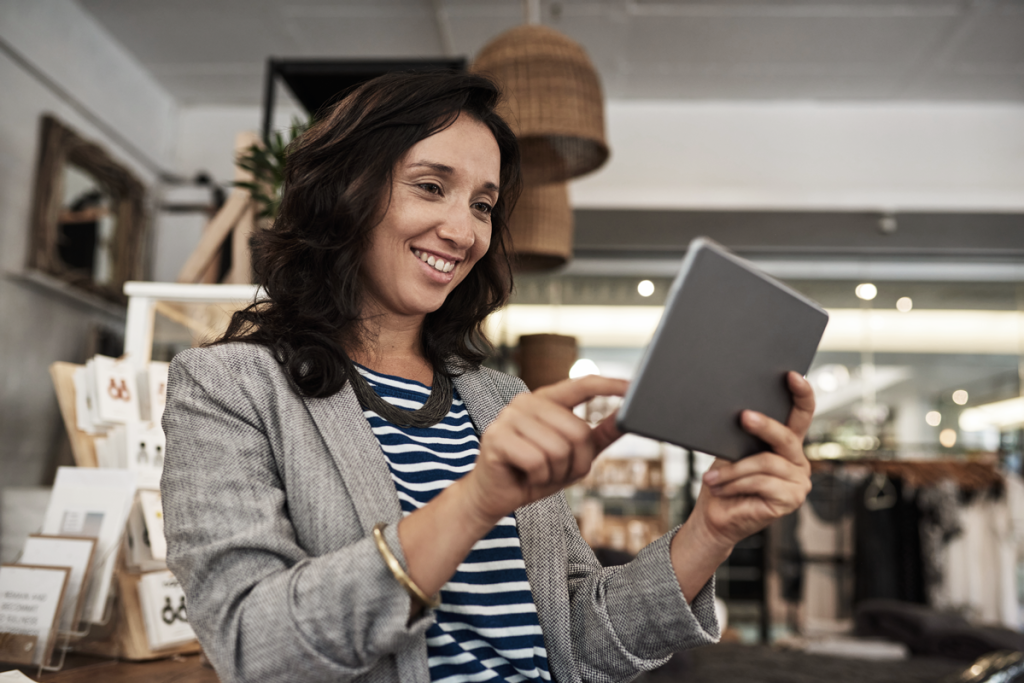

{"left": 301, "top": 380, "right": 402, "bottom": 534}
{"left": 300, "top": 364, "right": 508, "bottom": 535}
{"left": 450, "top": 364, "right": 506, "bottom": 434}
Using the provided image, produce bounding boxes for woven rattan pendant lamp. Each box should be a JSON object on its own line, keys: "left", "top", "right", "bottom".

{"left": 472, "top": 11, "right": 608, "bottom": 185}
{"left": 508, "top": 181, "right": 573, "bottom": 272}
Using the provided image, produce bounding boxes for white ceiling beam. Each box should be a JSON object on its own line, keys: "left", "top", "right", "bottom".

{"left": 571, "top": 100, "right": 1024, "bottom": 212}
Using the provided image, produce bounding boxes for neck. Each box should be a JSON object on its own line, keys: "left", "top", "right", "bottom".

{"left": 349, "top": 308, "right": 433, "bottom": 384}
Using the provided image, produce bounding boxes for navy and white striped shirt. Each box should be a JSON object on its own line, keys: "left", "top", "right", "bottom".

{"left": 357, "top": 365, "right": 551, "bottom": 683}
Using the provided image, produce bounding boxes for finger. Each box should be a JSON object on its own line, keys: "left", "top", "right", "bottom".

{"left": 740, "top": 411, "right": 808, "bottom": 468}
{"left": 708, "top": 474, "right": 810, "bottom": 509}
{"left": 534, "top": 376, "right": 629, "bottom": 410}
{"left": 513, "top": 419, "right": 575, "bottom": 483}
{"left": 502, "top": 433, "right": 554, "bottom": 486}
{"left": 704, "top": 452, "right": 804, "bottom": 488}
{"left": 786, "top": 371, "right": 816, "bottom": 438}
{"left": 521, "top": 398, "right": 597, "bottom": 478}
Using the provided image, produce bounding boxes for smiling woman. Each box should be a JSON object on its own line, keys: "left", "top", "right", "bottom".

{"left": 358, "top": 115, "right": 500, "bottom": 381}
{"left": 160, "top": 70, "right": 814, "bottom": 683}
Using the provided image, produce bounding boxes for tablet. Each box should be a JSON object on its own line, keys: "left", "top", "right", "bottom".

{"left": 616, "top": 238, "right": 829, "bottom": 461}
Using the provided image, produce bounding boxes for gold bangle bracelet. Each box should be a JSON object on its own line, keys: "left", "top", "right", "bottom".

{"left": 372, "top": 523, "right": 441, "bottom": 610}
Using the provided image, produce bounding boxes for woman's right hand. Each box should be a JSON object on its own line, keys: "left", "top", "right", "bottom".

{"left": 460, "top": 376, "right": 629, "bottom": 525}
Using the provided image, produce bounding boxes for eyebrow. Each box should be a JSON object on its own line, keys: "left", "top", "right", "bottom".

{"left": 409, "top": 161, "right": 499, "bottom": 193}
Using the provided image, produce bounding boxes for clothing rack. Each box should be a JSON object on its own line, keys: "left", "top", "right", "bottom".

{"left": 809, "top": 457, "right": 1003, "bottom": 492}
{"left": 792, "top": 456, "right": 1006, "bottom": 636}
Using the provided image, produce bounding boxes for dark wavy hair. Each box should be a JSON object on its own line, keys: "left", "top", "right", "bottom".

{"left": 214, "top": 71, "right": 522, "bottom": 398}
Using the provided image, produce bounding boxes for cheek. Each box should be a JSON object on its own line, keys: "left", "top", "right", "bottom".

{"left": 471, "top": 225, "right": 492, "bottom": 263}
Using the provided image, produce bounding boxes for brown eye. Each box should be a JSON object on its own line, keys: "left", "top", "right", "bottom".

{"left": 419, "top": 183, "right": 442, "bottom": 195}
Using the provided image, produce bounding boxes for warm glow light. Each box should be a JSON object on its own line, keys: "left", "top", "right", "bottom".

{"left": 896, "top": 297, "right": 913, "bottom": 313}
{"left": 637, "top": 280, "right": 655, "bottom": 297}
{"left": 855, "top": 283, "right": 878, "bottom": 301}
{"left": 484, "top": 306, "right": 1024, "bottom": 353}
{"left": 939, "top": 429, "right": 958, "bottom": 448}
{"left": 925, "top": 411, "right": 942, "bottom": 427}
{"left": 569, "top": 358, "right": 601, "bottom": 379}
{"left": 819, "top": 309, "right": 1024, "bottom": 354}
{"left": 959, "top": 397, "right": 1024, "bottom": 431}
{"left": 952, "top": 390, "right": 969, "bottom": 405}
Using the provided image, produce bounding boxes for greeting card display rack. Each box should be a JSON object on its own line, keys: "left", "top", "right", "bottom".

{"left": 46, "top": 281, "right": 261, "bottom": 665}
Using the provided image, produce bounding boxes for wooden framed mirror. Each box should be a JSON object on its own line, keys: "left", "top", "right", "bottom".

{"left": 28, "top": 115, "right": 146, "bottom": 304}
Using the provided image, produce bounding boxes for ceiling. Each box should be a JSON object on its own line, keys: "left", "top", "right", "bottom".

{"left": 77, "top": 0, "right": 1024, "bottom": 106}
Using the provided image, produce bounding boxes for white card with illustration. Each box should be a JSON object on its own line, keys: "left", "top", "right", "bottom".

{"left": 41, "top": 468, "right": 136, "bottom": 623}
{"left": 137, "top": 571, "right": 195, "bottom": 650}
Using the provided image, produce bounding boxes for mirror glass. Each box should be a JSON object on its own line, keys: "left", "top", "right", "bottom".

{"left": 56, "top": 164, "right": 118, "bottom": 286}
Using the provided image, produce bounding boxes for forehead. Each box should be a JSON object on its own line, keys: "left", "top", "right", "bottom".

{"left": 401, "top": 115, "right": 500, "bottom": 184}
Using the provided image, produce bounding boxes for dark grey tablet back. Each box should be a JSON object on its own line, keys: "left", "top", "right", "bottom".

{"left": 616, "top": 238, "right": 829, "bottom": 460}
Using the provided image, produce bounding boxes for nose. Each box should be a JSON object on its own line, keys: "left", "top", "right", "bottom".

{"left": 435, "top": 205, "right": 478, "bottom": 250}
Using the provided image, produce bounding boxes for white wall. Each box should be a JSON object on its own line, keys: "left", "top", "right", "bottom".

{"left": 571, "top": 101, "right": 1024, "bottom": 212}
{"left": 0, "top": 1, "right": 177, "bottom": 488}
{"left": 174, "top": 103, "right": 305, "bottom": 183}
{"left": 146, "top": 103, "right": 306, "bottom": 282}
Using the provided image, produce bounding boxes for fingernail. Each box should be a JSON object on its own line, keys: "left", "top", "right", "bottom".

{"left": 704, "top": 470, "right": 720, "bottom": 485}
{"left": 745, "top": 411, "right": 763, "bottom": 426}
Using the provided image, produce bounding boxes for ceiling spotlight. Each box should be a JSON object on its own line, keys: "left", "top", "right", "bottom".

{"left": 855, "top": 283, "right": 878, "bottom": 301}
{"left": 925, "top": 411, "right": 941, "bottom": 427}
{"left": 896, "top": 297, "right": 913, "bottom": 313}
{"left": 637, "top": 280, "right": 655, "bottom": 297}
{"left": 939, "top": 429, "right": 957, "bottom": 448}
{"left": 879, "top": 213, "right": 898, "bottom": 234}
{"left": 952, "top": 390, "right": 969, "bottom": 405}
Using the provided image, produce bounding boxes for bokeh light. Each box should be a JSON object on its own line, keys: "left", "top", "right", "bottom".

{"left": 569, "top": 358, "right": 601, "bottom": 379}
{"left": 855, "top": 283, "right": 878, "bottom": 301}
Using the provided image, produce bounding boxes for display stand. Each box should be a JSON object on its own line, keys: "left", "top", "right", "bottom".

{"left": 45, "top": 281, "right": 262, "bottom": 666}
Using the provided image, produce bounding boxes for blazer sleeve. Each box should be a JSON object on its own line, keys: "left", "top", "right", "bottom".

{"left": 161, "top": 349, "right": 433, "bottom": 683}
{"left": 561, "top": 498, "right": 720, "bottom": 683}
{"left": 487, "top": 370, "right": 719, "bottom": 683}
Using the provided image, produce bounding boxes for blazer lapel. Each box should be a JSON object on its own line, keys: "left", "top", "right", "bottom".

{"left": 450, "top": 363, "right": 508, "bottom": 433}
{"left": 302, "top": 381, "right": 403, "bottom": 534}
{"left": 454, "top": 367, "right": 575, "bottom": 682}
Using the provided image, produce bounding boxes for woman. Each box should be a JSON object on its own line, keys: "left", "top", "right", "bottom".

{"left": 161, "top": 71, "right": 815, "bottom": 683}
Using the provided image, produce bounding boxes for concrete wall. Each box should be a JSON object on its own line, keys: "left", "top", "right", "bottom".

{"left": 0, "top": 1, "right": 177, "bottom": 488}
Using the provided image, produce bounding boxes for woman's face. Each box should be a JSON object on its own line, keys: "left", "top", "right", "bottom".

{"left": 361, "top": 114, "right": 501, "bottom": 323}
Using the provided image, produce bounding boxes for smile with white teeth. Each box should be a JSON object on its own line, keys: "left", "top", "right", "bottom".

{"left": 413, "top": 249, "right": 456, "bottom": 273}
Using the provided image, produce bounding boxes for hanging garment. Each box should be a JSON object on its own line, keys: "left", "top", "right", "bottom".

{"left": 936, "top": 479, "right": 1024, "bottom": 628}
{"left": 917, "top": 479, "right": 962, "bottom": 606}
{"left": 799, "top": 472, "right": 857, "bottom": 624}
{"left": 854, "top": 476, "right": 926, "bottom": 605}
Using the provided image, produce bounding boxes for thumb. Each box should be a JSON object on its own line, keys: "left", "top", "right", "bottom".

{"left": 591, "top": 409, "right": 624, "bottom": 453}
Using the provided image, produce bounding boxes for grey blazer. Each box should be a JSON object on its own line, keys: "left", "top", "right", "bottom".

{"left": 161, "top": 343, "right": 718, "bottom": 683}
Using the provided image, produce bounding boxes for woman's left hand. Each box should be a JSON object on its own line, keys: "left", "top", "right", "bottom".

{"left": 690, "top": 371, "right": 815, "bottom": 549}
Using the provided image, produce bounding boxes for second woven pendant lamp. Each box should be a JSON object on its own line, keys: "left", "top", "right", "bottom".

{"left": 508, "top": 181, "right": 573, "bottom": 272}
{"left": 473, "top": 24, "right": 608, "bottom": 186}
